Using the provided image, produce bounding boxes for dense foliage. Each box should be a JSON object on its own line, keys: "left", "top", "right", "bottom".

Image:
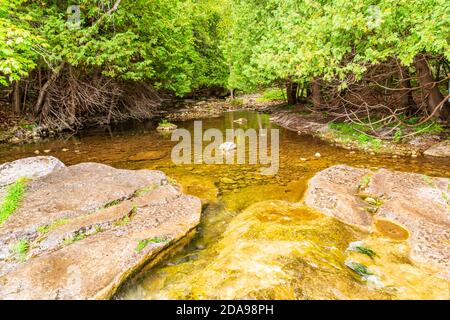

{"left": 1, "top": 0, "right": 449, "bottom": 125}
{"left": 1, "top": 0, "right": 228, "bottom": 94}
{"left": 226, "top": 0, "right": 450, "bottom": 122}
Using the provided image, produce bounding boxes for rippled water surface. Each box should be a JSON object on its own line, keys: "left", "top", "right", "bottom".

{"left": 1, "top": 111, "right": 449, "bottom": 299}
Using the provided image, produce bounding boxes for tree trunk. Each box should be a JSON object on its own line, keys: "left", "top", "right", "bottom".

{"left": 311, "top": 77, "right": 324, "bottom": 109}
{"left": 398, "top": 67, "right": 416, "bottom": 115}
{"left": 12, "top": 81, "right": 21, "bottom": 115}
{"left": 34, "top": 61, "right": 66, "bottom": 116}
{"left": 286, "top": 80, "right": 298, "bottom": 105}
{"left": 414, "top": 54, "right": 449, "bottom": 121}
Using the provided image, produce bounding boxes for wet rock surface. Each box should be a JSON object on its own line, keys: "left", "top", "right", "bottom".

{"left": 0, "top": 160, "right": 201, "bottom": 299}
{"left": 424, "top": 140, "right": 450, "bottom": 157}
{"left": 120, "top": 201, "right": 448, "bottom": 300}
{"left": 304, "top": 165, "right": 450, "bottom": 278}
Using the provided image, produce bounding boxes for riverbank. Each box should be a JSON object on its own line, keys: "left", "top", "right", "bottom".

{"left": 2, "top": 95, "right": 449, "bottom": 159}
{"left": 158, "top": 95, "right": 450, "bottom": 158}
{"left": 269, "top": 110, "right": 450, "bottom": 157}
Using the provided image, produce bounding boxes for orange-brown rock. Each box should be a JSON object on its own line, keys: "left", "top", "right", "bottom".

{"left": 304, "top": 165, "right": 450, "bottom": 279}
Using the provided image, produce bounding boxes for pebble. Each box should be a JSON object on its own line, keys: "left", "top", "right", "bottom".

{"left": 43, "top": 149, "right": 51, "bottom": 153}
{"left": 62, "top": 148, "right": 69, "bottom": 152}
{"left": 300, "top": 158, "right": 307, "bottom": 161}
{"left": 220, "top": 177, "right": 235, "bottom": 184}
{"left": 34, "top": 150, "right": 40, "bottom": 155}
{"left": 196, "top": 244, "right": 205, "bottom": 250}
{"left": 314, "top": 152, "right": 321, "bottom": 158}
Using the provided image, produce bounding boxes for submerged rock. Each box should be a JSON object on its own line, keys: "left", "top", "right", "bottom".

{"left": 233, "top": 118, "right": 248, "bottom": 124}
{"left": 156, "top": 124, "right": 177, "bottom": 131}
{"left": 424, "top": 140, "right": 450, "bottom": 157}
{"left": 304, "top": 164, "right": 450, "bottom": 279}
{"left": 120, "top": 201, "right": 448, "bottom": 300}
{"left": 218, "top": 142, "right": 237, "bottom": 152}
{"left": 128, "top": 150, "right": 168, "bottom": 161}
{"left": 0, "top": 156, "right": 65, "bottom": 187}
{"left": 0, "top": 160, "right": 201, "bottom": 299}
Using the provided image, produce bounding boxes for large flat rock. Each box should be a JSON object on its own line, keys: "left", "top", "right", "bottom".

{"left": 304, "top": 165, "right": 450, "bottom": 278}
{"left": 424, "top": 140, "right": 450, "bottom": 157}
{"left": 0, "top": 156, "right": 65, "bottom": 187}
{"left": 0, "top": 161, "right": 201, "bottom": 299}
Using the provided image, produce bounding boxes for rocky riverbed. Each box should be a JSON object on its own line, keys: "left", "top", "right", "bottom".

{"left": 121, "top": 165, "right": 450, "bottom": 300}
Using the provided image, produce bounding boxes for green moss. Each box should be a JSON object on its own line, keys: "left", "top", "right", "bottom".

{"left": 135, "top": 236, "right": 170, "bottom": 253}
{"left": 0, "top": 178, "right": 28, "bottom": 226}
{"left": 393, "top": 129, "right": 402, "bottom": 143}
{"left": 328, "top": 122, "right": 383, "bottom": 150}
{"left": 104, "top": 198, "right": 123, "bottom": 208}
{"left": 114, "top": 205, "right": 138, "bottom": 227}
{"left": 414, "top": 121, "right": 444, "bottom": 135}
{"left": 359, "top": 175, "right": 371, "bottom": 191}
{"left": 11, "top": 239, "right": 29, "bottom": 256}
{"left": 63, "top": 231, "right": 87, "bottom": 245}
{"left": 346, "top": 261, "right": 373, "bottom": 277}
{"left": 442, "top": 192, "right": 450, "bottom": 210}
{"left": 257, "top": 88, "right": 286, "bottom": 102}
{"left": 135, "top": 184, "right": 159, "bottom": 197}
{"left": 355, "top": 246, "right": 377, "bottom": 259}
{"left": 167, "top": 177, "right": 178, "bottom": 186}
{"left": 158, "top": 119, "right": 176, "bottom": 128}
{"left": 93, "top": 225, "right": 103, "bottom": 234}
{"left": 37, "top": 218, "right": 69, "bottom": 234}
{"left": 422, "top": 175, "right": 435, "bottom": 187}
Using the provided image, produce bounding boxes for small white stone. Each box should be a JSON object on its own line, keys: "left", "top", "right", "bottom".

{"left": 314, "top": 152, "right": 321, "bottom": 158}
{"left": 346, "top": 241, "right": 364, "bottom": 252}
{"left": 219, "top": 142, "right": 237, "bottom": 152}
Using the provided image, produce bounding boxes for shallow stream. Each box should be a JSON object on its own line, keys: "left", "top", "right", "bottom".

{"left": 1, "top": 111, "right": 448, "bottom": 299}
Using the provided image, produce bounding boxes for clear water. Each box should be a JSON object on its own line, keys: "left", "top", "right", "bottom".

{"left": 1, "top": 111, "right": 448, "bottom": 299}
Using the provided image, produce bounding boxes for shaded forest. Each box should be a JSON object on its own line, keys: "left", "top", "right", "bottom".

{"left": 1, "top": 0, "right": 449, "bottom": 131}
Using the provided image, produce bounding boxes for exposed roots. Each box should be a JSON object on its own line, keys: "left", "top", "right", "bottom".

{"left": 304, "top": 57, "right": 450, "bottom": 138}
{"left": 37, "top": 66, "right": 162, "bottom": 131}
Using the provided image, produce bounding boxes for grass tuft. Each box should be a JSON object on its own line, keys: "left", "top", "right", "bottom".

{"left": 135, "top": 236, "right": 170, "bottom": 253}
{"left": 257, "top": 88, "right": 286, "bottom": 102}
{"left": 328, "top": 122, "right": 383, "bottom": 150}
{"left": 104, "top": 198, "right": 123, "bottom": 208}
{"left": 37, "top": 218, "right": 69, "bottom": 234}
{"left": 0, "top": 178, "right": 28, "bottom": 226}
{"left": 11, "top": 239, "right": 29, "bottom": 261}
